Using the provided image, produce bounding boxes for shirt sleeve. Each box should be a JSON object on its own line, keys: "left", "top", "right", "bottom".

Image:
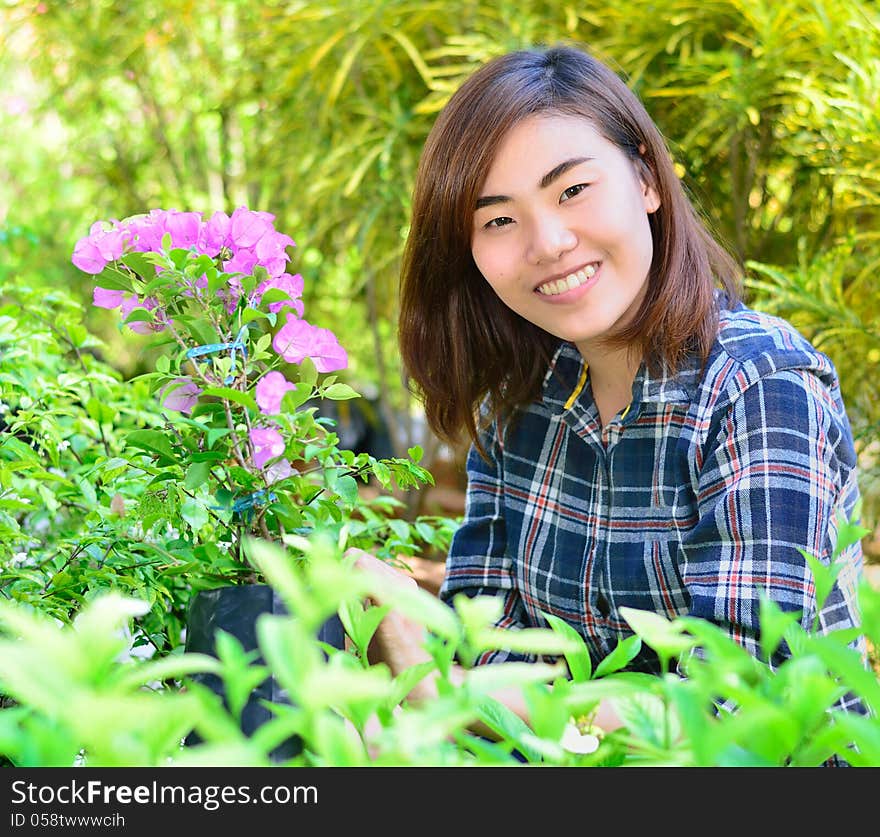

{"left": 439, "top": 418, "right": 538, "bottom": 665}
{"left": 680, "top": 368, "right": 863, "bottom": 675}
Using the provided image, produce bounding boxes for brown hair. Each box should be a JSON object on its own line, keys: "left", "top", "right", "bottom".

{"left": 398, "top": 44, "right": 740, "bottom": 449}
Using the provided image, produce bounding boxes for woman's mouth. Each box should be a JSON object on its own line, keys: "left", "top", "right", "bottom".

{"left": 535, "top": 262, "right": 600, "bottom": 297}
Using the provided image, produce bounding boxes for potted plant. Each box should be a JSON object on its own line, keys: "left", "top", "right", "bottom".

{"left": 70, "top": 207, "right": 433, "bottom": 752}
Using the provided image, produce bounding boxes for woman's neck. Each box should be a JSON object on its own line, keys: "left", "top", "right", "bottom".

{"left": 576, "top": 343, "right": 642, "bottom": 427}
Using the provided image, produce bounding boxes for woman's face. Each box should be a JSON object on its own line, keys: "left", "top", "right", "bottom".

{"left": 471, "top": 114, "right": 660, "bottom": 358}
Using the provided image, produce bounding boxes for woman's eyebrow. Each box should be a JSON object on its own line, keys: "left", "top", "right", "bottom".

{"left": 475, "top": 156, "right": 594, "bottom": 209}
{"left": 540, "top": 156, "right": 593, "bottom": 189}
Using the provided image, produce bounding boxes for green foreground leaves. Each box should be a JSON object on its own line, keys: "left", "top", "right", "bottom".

{"left": 0, "top": 531, "right": 878, "bottom": 767}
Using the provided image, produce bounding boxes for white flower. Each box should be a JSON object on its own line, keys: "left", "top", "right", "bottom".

{"left": 560, "top": 719, "right": 602, "bottom": 755}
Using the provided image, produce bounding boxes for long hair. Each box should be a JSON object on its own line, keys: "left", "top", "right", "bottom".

{"left": 398, "top": 45, "right": 740, "bottom": 449}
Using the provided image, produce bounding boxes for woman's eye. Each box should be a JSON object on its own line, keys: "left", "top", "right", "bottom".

{"left": 560, "top": 183, "right": 589, "bottom": 202}
{"left": 484, "top": 216, "right": 514, "bottom": 229}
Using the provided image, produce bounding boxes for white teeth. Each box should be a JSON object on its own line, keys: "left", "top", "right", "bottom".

{"left": 536, "top": 263, "right": 598, "bottom": 296}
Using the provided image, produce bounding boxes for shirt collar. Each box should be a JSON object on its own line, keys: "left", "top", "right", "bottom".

{"left": 541, "top": 342, "right": 700, "bottom": 416}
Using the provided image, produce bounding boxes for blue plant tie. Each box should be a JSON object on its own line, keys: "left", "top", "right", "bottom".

{"left": 210, "top": 488, "right": 277, "bottom": 522}
{"left": 231, "top": 488, "right": 277, "bottom": 514}
{"left": 186, "top": 325, "right": 249, "bottom": 383}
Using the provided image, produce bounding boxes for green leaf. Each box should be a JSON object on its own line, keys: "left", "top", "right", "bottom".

{"left": 407, "top": 445, "right": 423, "bottom": 463}
{"left": 474, "top": 626, "right": 582, "bottom": 657}
{"left": 91, "top": 265, "right": 131, "bottom": 291}
{"left": 205, "top": 427, "right": 233, "bottom": 449}
{"left": 338, "top": 599, "right": 389, "bottom": 658}
{"left": 242, "top": 307, "right": 268, "bottom": 324}
{"left": 189, "top": 450, "right": 227, "bottom": 463}
{"left": 282, "top": 384, "right": 312, "bottom": 411}
{"left": 334, "top": 474, "right": 359, "bottom": 506}
{"left": 259, "top": 288, "right": 293, "bottom": 306}
{"left": 619, "top": 607, "right": 694, "bottom": 666}
{"left": 541, "top": 611, "right": 592, "bottom": 682}
{"left": 798, "top": 548, "right": 843, "bottom": 628}
{"left": 757, "top": 595, "right": 801, "bottom": 662}
{"left": 214, "top": 630, "right": 268, "bottom": 722}
{"left": 121, "top": 251, "right": 157, "bottom": 280}
{"left": 322, "top": 383, "right": 360, "bottom": 400}
{"left": 124, "top": 430, "right": 179, "bottom": 464}
{"left": 593, "top": 634, "right": 642, "bottom": 679}
{"left": 474, "top": 697, "right": 544, "bottom": 763}
{"left": 122, "top": 307, "right": 155, "bottom": 324}
{"left": 832, "top": 508, "right": 870, "bottom": 559}
{"left": 181, "top": 499, "right": 209, "bottom": 532}
{"left": 184, "top": 461, "right": 213, "bottom": 491}
{"left": 186, "top": 318, "right": 222, "bottom": 347}
{"left": 75, "top": 476, "right": 97, "bottom": 507}
{"left": 298, "top": 357, "right": 318, "bottom": 388}
{"left": 201, "top": 386, "right": 258, "bottom": 412}
{"left": 466, "top": 661, "right": 567, "bottom": 693}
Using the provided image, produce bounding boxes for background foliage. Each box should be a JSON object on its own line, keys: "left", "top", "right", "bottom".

{"left": 1, "top": 0, "right": 879, "bottom": 768}
{"left": 3, "top": 0, "right": 879, "bottom": 520}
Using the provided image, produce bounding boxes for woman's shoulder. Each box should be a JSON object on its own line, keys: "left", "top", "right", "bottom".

{"left": 716, "top": 303, "right": 821, "bottom": 359}
{"left": 698, "top": 301, "right": 840, "bottom": 406}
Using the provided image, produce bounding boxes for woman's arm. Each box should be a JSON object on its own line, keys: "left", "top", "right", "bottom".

{"left": 682, "top": 368, "right": 863, "bottom": 670}
{"left": 347, "top": 548, "right": 624, "bottom": 740}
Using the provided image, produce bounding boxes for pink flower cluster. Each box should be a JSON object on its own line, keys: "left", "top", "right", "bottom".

{"left": 72, "top": 207, "right": 351, "bottom": 479}
{"left": 73, "top": 207, "right": 295, "bottom": 277}
{"left": 73, "top": 207, "right": 308, "bottom": 329}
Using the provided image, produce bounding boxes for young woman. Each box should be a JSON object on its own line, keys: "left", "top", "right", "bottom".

{"left": 349, "top": 44, "right": 865, "bottom": 732}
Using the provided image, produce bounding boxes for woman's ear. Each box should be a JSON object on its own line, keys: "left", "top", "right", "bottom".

{"left": 636, "top": 145, "right": 660, "bottom": 214}
{"left": 642, "top": 181, "right": 661, "bottom": 214}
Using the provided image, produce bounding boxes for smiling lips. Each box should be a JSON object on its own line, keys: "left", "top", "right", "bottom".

{"left": 535, "top": 262, "right": 599, "bottom": 296}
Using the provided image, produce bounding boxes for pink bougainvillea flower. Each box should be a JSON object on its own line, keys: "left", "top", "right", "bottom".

{"left": 273, "top": 314, "right": 348, "bottom": 372}
{"left": 254, "top": 272, "right": 304, "bottom": 316}
{"left": 255, "top": 229, "right": 295, "bottom": 261}
{"left": 249, "top": 426, "right": 285, "bottom": 469}
{"left": 120, "top": 294, "right": 165, "bottom": 334}
{"left": 88, "top": 221, "right": 127, "bottom": 261}
{"left": 164, "top": 210, "right": 202, "bottom": 250}
{"left": 272, "top": 315, "right": 316, "bottom": 364}
{"left": 93, "top": 286, "right": 167, "bottom": 333}
{"left": 72, "top": 236, "right": 108, "bottom": 274}
{"left": 125, "top": 214, "right": 165, "bottom": 254}
{"left": 230, "top": 207, "right": 274, "bottom": 249}
{"left": 160, "top": 377, "right": 202, "bottom": 415}
{"left": 222, "top": 247, "right": 258, "bottom": 277}
{"left": 200, "top": 210, "right": 231, "bottom": 256}
{"left": 255, "top": 229, "right": 295, "bottom": 276}
{"left": 307, "top": 327, "right": 349, "bottom": 372}
{"left": 265, "top": 458, "right": 295, "bottom": 484}
{"left": 93, "top": 287, "right": 125, "bottom": 309}
{"left": 255, "top": 371, "right": 297, "bottom": 415}
{"left": 73, "top": 222, "right": 127, "bottom": 274}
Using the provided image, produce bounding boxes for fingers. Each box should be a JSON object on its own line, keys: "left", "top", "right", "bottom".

{"left": 344, "top": 547, "right": 418, "bottom": 591}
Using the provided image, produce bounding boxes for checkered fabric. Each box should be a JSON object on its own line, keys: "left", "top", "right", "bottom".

{"left": 440, "top": 302, "right": 865, "bottom": 713}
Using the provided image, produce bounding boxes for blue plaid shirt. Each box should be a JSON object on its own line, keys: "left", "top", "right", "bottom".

{"left": 440, "top": 303, "right": 864, "bottom": 690}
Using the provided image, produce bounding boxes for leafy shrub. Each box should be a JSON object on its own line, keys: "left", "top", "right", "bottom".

{"left": 1, "top": 524, "right": 877, "bottom": 767}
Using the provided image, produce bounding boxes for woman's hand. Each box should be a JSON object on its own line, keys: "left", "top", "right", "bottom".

{"left": 345, "top": 547, "right": 419, "bottom": 599}
{"left": 344, "top": 547, "right": 433, "bottom": 680}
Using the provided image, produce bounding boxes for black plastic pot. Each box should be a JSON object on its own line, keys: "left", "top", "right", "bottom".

{"left": 183, "top": 584, "right": 345, "bottom": 761}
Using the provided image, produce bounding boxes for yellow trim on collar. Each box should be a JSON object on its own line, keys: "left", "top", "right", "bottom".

{"left": 620, "top": 402, "right": 632, "bottom": 421}
{"left": 563, "top": 363, "right": 589, "bottom": 411}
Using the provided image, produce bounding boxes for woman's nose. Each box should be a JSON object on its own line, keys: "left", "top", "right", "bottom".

{"left": 526, "top": 214, "right": 577, "bottom": 265}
